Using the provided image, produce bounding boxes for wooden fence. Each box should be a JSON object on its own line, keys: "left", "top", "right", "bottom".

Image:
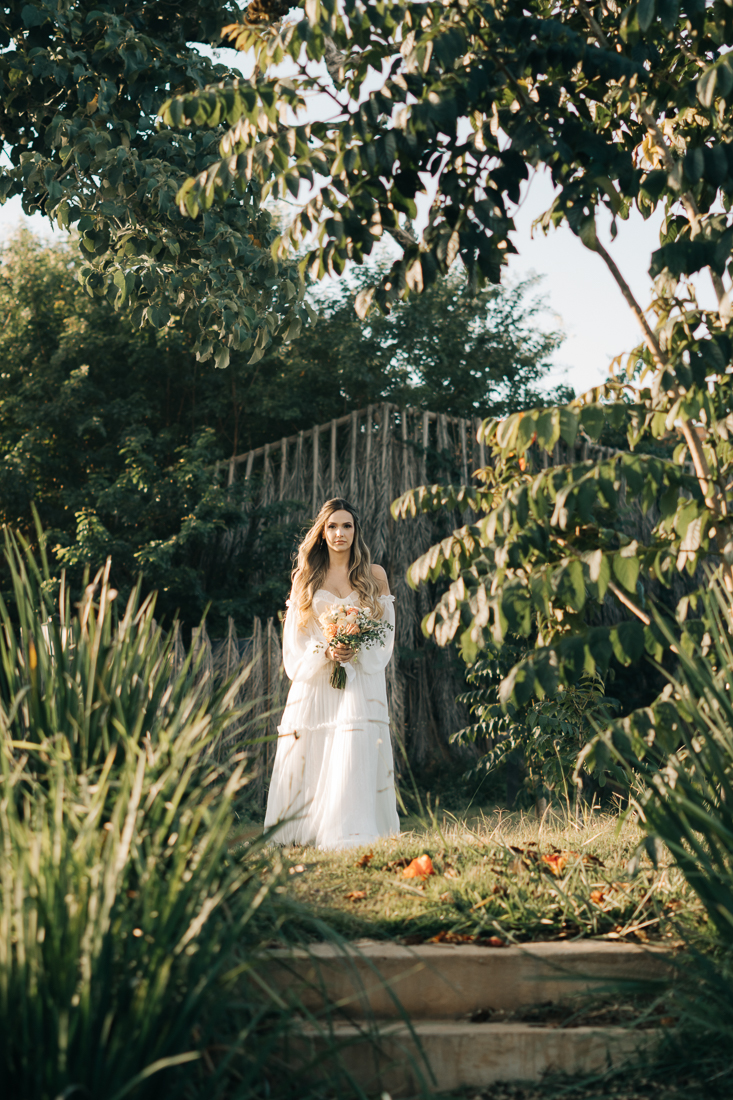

{"left": 216, "top": 404, "right": 483, "bottom": 768}
{"left": 206, "top": 406, "right": 650, "bottom": 780}
{"left": 170, "top": 615, "right": 287, "bottom": 804}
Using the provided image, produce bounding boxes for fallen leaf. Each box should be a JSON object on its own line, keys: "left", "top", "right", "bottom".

{"left": 355, "top": 851, "right": 373, "bottom": 868}
{"left": 382, "top": 856, "right": 412, "bottom": 872}
{"left": 541, "top": 852, "right": 570, "bottom": 876}
{"left": 403, "top": 854, "right": 435, "bottom": 880}
{"left": 345, "top": 890, "right": 367, "bottom": 901}
{"left": 427, "top": 931, "right": 476, "bottom": 944}
{"left": 483, "top": 936, "right": 506, "bottom": 947}
{"left": 590, "top": 888, "right": 607, "bottom": 904}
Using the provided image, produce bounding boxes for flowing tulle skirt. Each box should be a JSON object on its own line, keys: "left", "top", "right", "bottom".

{"left": 264, "top": 660, "right": 400, "bottom": 849}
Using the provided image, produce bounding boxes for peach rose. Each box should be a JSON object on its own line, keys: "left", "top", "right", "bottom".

{"left": 324, "top": 623, "right": 338, "bottom": 638}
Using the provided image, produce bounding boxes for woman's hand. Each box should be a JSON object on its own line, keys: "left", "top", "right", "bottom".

{"left": 327, "top": 643, "right": 355, "bottom": 663}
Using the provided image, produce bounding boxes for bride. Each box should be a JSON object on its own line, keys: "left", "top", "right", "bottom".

{"left": 264, "top": 497, "right": 400, "bottom": 849}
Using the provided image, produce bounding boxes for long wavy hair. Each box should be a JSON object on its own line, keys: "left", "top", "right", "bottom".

{"left": 290, "top": 498, "right": 383, "bottom": 627}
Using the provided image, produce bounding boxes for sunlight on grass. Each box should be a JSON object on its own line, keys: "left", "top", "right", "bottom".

{"left": 256, "top": 807, "right": 707, "bottom": 948}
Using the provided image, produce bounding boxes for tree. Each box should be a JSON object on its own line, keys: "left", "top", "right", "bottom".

{"left": 245, "top": 265, "right": 569, "bottom": 443}
{"left": 0, "top": 0, "right": 309, "bottom": 367}
{"left": 0, "top": 227, "right": 566, "bottom": 633}
{"left": 164, "top": 0, "right": 733, "bottom": 732}
{"left": 0, "top": 227, "right": 297, "bottom": 633}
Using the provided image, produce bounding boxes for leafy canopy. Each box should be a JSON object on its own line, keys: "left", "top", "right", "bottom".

{"left": 0, "top": 228, "right": 565, "bottom": 633}
{"left": 0, "top": 0, "right": 309, "bottom": 367}
{"left": 164, "top": 0, "right": 733, "bottom": 708}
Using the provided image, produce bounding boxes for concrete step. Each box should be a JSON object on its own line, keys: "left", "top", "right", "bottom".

{"left": 269, "top": 939, "right": 674, "bottom": 1019}
{"left": 297, "top": 1018, "right": 660, "bottom": 1096}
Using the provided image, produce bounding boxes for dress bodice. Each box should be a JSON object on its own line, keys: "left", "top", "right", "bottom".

{"left": 313, "top": 588, "right": 360, "bottom": 614}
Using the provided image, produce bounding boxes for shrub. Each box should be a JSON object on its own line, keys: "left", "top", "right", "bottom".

{"left": 0, "top": 529, "right": 296, "bottom": 1099}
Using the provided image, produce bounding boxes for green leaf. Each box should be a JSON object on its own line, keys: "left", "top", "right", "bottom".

{"left": 610, "top": 620, "right": 645, "bottom": 665}
{"left": 148, "top": 305, "right": 170, "bottom": 329}
{"left": 535, "top": 408, "right": 560, "bottom": 452}
{"left": 496, "top": 412, "right": 522, "bottom": 451}
{"left": 557, "top": 559, "right": 586, "bottom": 612}
{"left": 21, "top": 4, "right": 48, "bottom": 27}
{"left": 580, "top": 404, "right": 605, "bottom": 440}
{"left": 559, "top": 407, "right": 579, "bottom": 447}
{"left": 214, "top": 344, "right": 230, "bottom": 370}
{"left": 113, "top": 269, "right": 127, "bottom": 304}
{"left": 583, "top": 549, "right": 611, "bottom": 599}
{"left": 516, "top": 410, "right": 537, "bottom": 453}
{"left": 698, "top": 64, "right": 718, "bottom": 109}
{"left": 656, "top": 0, "right": 678, "bottom": 30}
{"left": 637, "top": 0, "right": 655, "bottom": 32}
{"left": 559, "top": 636, "right": 585, "bottom": 683}
{"left": 612, "top": 553, "right": 640, "bottom": 593}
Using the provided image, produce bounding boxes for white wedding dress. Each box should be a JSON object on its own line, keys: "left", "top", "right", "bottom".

{"left": 264, "top": 589, "right": 400, "bottom": 849}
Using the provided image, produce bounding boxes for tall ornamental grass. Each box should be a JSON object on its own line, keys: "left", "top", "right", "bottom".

{"left": 0, "top": 530, "right": 304, "bottom": 1099}
{"left": 584, "top": 573, "right": 733, "bottom": 1087}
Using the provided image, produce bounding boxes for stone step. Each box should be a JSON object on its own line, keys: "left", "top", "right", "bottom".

{"left": 269, "top": 939, "right": 674, "bottom": 1019}
{"left": 297, "top": 1019, "right": 660, "bottom": 1095}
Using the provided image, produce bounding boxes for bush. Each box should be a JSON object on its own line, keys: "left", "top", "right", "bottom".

{"left": 0, "top": 528, "right": 301, "bottom": 1099}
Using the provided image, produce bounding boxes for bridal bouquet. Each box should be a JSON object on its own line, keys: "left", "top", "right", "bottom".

{"left": 318, "top": 605, "right": 393, "bottom": 689}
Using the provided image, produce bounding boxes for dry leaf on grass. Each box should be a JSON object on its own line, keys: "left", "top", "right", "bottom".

{"left": 345, "top": 890, "right": 367, "bottom": 902}
{"left": 382, "top": 856, "right": 412, "bottom": 872}
{"left": 425, "top": 931, "right": 507, "bottom": 947}
{"left": 541, "top": 851, "right": 571, "bottom": 876}
{"left": 403, "top": 854, "right": 435, "bottom": 879}
{"left": 427, "top": 931, "right": 476, "bottom": 944}
{"left": 510, "top": 845, "right": 604, "bottom": 878}
{"left": 590, "top": 882, "right": 633, "bottom": 906}
{"left": 355, "top": 851, "right": 373, "bottom": 867}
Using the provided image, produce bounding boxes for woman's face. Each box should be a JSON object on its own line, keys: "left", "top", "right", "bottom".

{"left": 323, "top": 509, "right": 355, "bottom": 555}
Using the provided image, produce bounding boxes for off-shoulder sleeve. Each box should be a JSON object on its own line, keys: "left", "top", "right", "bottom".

{"left": 281, "top": 600, "right": 327, "bottom": 682}
{"left": 356, "top": 595, "right": 395, "bottom": 676}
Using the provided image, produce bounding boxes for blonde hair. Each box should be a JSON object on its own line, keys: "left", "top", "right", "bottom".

{"left": 290, "top": 498, "right": 383, "bottom": 627}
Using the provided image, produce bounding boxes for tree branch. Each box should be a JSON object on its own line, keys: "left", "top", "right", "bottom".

{"left": 593, "top": 238, "right": 666, "bottom": 368}
{"left": 573, "top": 0, "right": 610, "bottom": 49}
{"left": 573, "top": 0, "right": 729, "bottom": 315}
{"left": 607, "top": 580, "right": 650, "bottom": 626}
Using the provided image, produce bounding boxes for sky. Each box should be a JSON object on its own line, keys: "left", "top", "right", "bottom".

{"left": 0, "top": 38, "right": 677, "bottom": 399}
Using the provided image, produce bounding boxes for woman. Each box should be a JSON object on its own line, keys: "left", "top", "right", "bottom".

{"left": 264, "top": 498, "right": 400, "bottom": 849}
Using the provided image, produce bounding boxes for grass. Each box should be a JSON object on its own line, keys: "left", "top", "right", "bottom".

{"left": 245, "top": 806, "right": 708, "bottom": 947}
